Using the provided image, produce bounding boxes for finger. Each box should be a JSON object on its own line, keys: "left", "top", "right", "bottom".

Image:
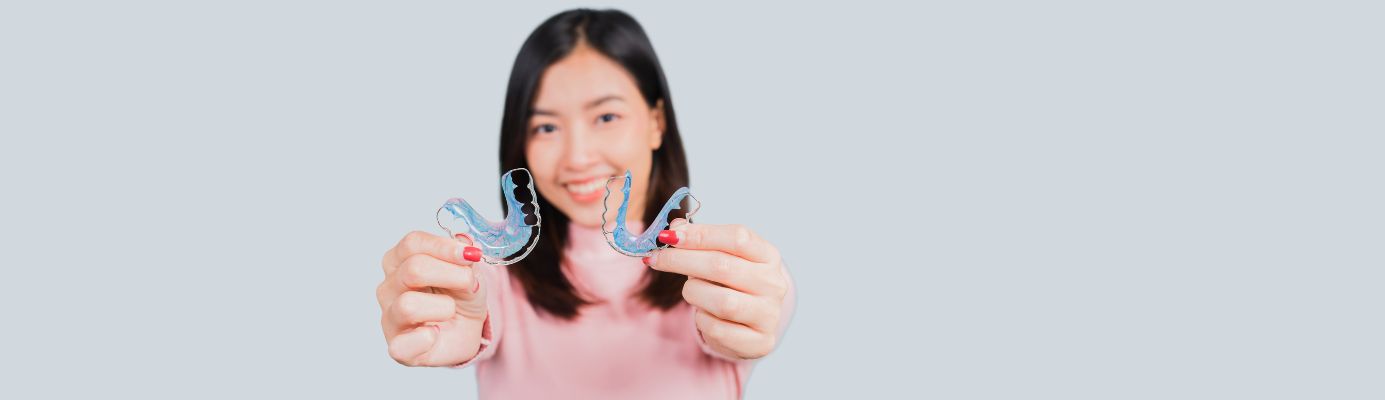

{"left": 382, "top": 231, "right": 477, "bottom": 274}
{"left": 682, "top": 278, "right": 777, "bottom": 332}
{"left": 661, "top": 224, "right": 776, "bottom": 263}
{"left": 387, "top": 291, "right": 457, "bottom": 330}
{"left": 396, "top": 253, "right": 477, "bottom": 292}
{"left": 378, "top": 254, "right": 477, "bottom": 308}
{"left": 646, "top": 248, "right": 762, "bottom": 293}
{"left": 694, "top": 309, "right": 775, "bottom": 360}
{"left": 388, "top": 325, "right": 439, "bottom": 366}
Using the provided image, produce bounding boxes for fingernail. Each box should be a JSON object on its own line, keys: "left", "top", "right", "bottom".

{"left": 463, "top": 246, "right": 482, "bottom": 262}
{"left": 658, "top": 230, "right": 680, "bottom": 245}
{"left": 670, "top": 218, "right": 689, "bottom": 228}
{"left": 642, "top": 254, "right": 657, "bottom": 267}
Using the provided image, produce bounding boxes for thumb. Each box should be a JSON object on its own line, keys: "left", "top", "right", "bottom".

{"left": 451, "top": 265, "right": 489, "bottom": 319}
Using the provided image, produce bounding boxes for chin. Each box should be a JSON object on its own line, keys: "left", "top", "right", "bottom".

{"left": 556, "top": 203, "right": 605, "bottom": 228}
{"left": 569, "top": 214, "right": 605, "bottom": 228}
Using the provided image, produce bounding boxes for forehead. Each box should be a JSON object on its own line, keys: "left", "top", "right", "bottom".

{"left": 533, "top": 45, "right": 645, "bottom": 109}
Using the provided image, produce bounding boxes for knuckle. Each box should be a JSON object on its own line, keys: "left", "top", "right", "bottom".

{"left": 446, "top": 296, "right": 459, "bottom": 313}
{"left": 404, "top": 230, "right": 428, "bottom": 243}
{"left": 750, "top": 336, "right": 776, "bottom": 358}
{"left": 702, "top": 323, "right": 727, "bottom": 343}
{"left": 719, "top": 294, "right": 742, "bottom": 319}
{"left": 388, "top": 341, "right": 417, "bottom": 365}
{"left": 395, "top": 292, "right": 423, "bottom": 320}
{"left": 766, "top": 307, "right": 782, "bottom": 327}
{"left": 764, "top": 274, "right": 789, "bottom": 299}
{"left": 375, "top": 282, "right": 390, "bottom": 305}
{"left": 681, "top": 280, "right": 697, "bottom": 299}
{"left": 657, "top": 250, "right": 676, "bottom": 268}
{"left": 731, "top": 225, "right": 753, "bottom": 248}
{"left": 735, "top": 337, "right": 773, "bottom": 360}
{"left": 398, "top": 255, "right": 429, "bottom": 288}
{"left": 768, "top": 247, "right": 783, "bottom": 266}
{"left": 401, "top": 231, "right": 430, "bottom": 253}
{"left": 711, "top": 258, "right": 734, "bottom": 280}
{"left": 687, "top": 229, "right": 705, "bottom": 247}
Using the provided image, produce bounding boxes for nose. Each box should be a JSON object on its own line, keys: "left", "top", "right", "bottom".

{"left": 560, "top": 123, "right": 599, "bottom": 172}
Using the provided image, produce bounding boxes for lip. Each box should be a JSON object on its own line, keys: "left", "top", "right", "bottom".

{"left": 562, "top": 176, "right": 610, "bottom": 204}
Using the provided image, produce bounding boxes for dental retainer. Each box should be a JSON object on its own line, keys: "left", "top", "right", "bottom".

{"left": 601, "top": 170, "right": 701, "bottom": 257}
{"left": 436, "top": 168, "right": 542, "bottom": 265}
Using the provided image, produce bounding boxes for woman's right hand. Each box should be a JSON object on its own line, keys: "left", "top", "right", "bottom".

{"left": 377, "top": 231, "right": 488, "bottom": 366}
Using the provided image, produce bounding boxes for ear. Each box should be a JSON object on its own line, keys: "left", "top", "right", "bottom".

{"left": 648, "top": 99, "right": 665, "bottom": 151}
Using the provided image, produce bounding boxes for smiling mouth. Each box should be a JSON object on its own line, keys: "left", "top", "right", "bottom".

{"left": 563, "top": 177, "right": 609, "bottom": 203}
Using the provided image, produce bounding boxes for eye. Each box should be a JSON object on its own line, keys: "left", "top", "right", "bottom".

{"left": 531, "top": 123, "right": 557, "bottom": 135}
{"left": 596, "top": 113, "right": 619, "bottom": 124}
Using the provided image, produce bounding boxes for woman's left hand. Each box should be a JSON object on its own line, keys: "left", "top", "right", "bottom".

{"left": 644, "top": 219, "right": 789, "bottom": 360}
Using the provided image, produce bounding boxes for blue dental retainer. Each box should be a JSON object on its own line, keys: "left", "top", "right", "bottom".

{"left": 601, "top": 170, "right": 701, "bottom": 257}
{"left": 436, "top": 168, "right": 542, "bottom": 265}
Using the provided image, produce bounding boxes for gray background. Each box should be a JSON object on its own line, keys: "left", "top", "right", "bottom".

{"left": 2, "top": 1, "right": 1381, "bottom": 398}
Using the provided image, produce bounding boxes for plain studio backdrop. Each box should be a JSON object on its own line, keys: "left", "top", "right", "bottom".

{"left": 1, "top": 1, "right": 1381, "bottom": 398}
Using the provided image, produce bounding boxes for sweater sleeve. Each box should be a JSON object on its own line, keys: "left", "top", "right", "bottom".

{"left": 451, "top": 262, "right": 508, "bottom": 369}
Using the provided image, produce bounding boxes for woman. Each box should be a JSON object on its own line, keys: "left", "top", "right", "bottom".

{"left": 376, "top": 9, "right": 794, "bottom": 398}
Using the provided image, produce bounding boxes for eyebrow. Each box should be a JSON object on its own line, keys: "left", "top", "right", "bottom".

{"left": 531, "top": 95, "right": 626, "bottom": 116}
{"left": 585, "top": 95, "right": 624, "bottom": 109}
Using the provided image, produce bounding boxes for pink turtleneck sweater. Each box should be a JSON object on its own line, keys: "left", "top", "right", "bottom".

{"left": 454, "top": 222, "right": 795, "bottom": 399}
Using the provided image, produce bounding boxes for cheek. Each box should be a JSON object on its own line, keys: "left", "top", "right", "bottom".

{"left": 525, "top": 141, "right": 561, "bottom": 185}
{"left": 608, "top": 117, "right": 655, "bottom": 162}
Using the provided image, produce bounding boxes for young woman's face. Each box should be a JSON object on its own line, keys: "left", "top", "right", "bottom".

{"left": 526, "top": 42, "right": 665, "bottom": 228}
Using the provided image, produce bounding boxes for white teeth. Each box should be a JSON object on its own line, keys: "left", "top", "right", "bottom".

{"left": 565, "top": 179, "right": 605, "bottom": 195}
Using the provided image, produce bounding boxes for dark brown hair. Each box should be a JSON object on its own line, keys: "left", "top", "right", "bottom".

{"left": 497, "top": 9, "right": 690, "bottom": 319}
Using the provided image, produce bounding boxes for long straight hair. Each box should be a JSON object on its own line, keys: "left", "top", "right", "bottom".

{"left": 497, "top": 9, "right": 690, "bottom": 319}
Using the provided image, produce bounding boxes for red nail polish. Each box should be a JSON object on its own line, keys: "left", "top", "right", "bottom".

{"left": 641, "top": 256, "right": 652, "bottom": 266}
{"left": 657, "top": 230, "right": 679, "bottom": 245}
{"left": 463, "top": 247, "right": 482, "bottom": 262}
